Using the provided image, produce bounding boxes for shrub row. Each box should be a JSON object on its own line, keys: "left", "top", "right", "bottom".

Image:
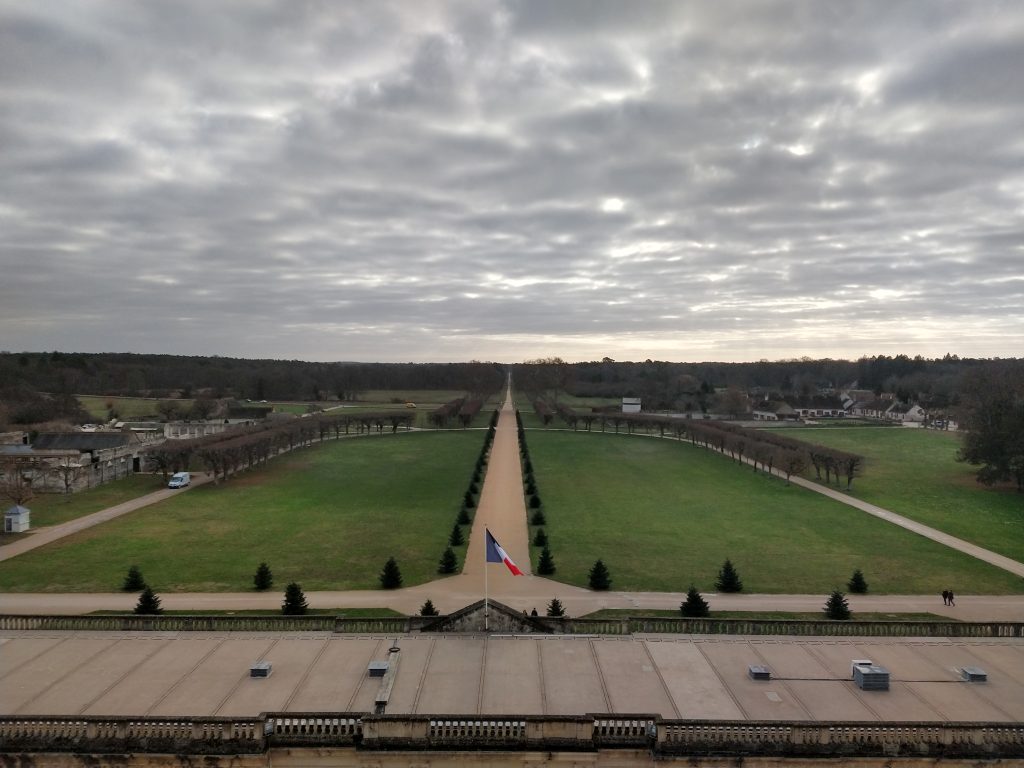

{"left": 443, "top": 411, "right": 500, "bottom": 575}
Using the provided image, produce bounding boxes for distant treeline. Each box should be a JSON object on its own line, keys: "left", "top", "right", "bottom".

{"left": 0, "top": 352, "right": 505, "bottom": 402}
{"left": 514, "top": 354, "right": 1008, "bottom": 411}
{"left": 0, "top": 351, "right": 1015, "bottom": 411}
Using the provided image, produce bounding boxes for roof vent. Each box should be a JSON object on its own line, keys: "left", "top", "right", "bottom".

{"left": 851, "top": 659, "right": 872, "bottom": 677}
{"left": 961, "top": 666, "right": 987, "bottom": 683}
{"left": 368, "top": 661, "right": 389, "bottom": 677}
{"left": 250, "top": 661, "right": 272, "bottom": 678}
{"left": 748, "top": 665, "right": 771, "bottom": 681}
{"left": 853, "top": 664, "right": 889, "bottom": 691}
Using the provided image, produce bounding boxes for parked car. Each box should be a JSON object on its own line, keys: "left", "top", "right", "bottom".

{"left": 168, "top": 472, "right": 191, "bottom": 489}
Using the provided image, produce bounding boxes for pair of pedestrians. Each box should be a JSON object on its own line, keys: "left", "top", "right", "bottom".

{"left": 942, "top": 589, "right": 956, "bottom": 606}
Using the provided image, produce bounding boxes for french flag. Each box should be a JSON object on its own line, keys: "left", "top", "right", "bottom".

{"left": 485, "top": 529, "right": 524, "bottom": 575}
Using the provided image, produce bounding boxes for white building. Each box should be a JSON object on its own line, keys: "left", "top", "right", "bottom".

{"left": 4, "top": 505, "right": 31, "bottom": 533}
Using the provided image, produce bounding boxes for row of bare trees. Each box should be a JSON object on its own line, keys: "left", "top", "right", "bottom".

{"left": 550, "top": 404, "right": 864, "bottom": 488}
{"left": 532, "top": 399, "right": 554, "bottom": 426}
{"left": 143, "top": 411, "right": 415, "bottom": 483}
{"left": 430, "top": 397, "right": 466, "bottom": 429}
{"left": 457, "top": 399, "right": 484, "bottom": 428}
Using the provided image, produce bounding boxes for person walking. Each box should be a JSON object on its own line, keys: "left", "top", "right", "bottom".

{"left": 942, "top": 589, "right": 950, "bottom": 606}
{"left": 947, "top": 589, "right": 955, "bottom": 607}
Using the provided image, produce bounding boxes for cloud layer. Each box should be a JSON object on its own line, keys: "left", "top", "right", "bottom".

{"left": 2, "top": 0, "right": 1022, "bottom": 362}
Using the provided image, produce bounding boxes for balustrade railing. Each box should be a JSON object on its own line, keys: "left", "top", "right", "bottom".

{"left": 2, "top": 715, "right": 1022, "bottom": 757}
{"left": 5, "top": 613, "right": 1021, "bottom": 637}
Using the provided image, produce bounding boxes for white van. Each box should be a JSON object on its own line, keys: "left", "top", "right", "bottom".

{"left": 168, "top": 472, "right": 191, "bottom": 489}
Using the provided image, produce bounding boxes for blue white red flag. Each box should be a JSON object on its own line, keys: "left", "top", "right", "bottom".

{"left": 485, "top": 529, "right": 523, "bottom": 575}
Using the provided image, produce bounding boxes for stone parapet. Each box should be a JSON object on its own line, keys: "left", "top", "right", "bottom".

{"left": 3, "top": 715, "right": 1022, "bottom": 760}
{"left": 2, "top": 613, "right": 1021, "bottom": 638}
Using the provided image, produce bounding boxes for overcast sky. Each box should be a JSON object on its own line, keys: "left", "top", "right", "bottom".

{"left": 1, "top": 1, "right": 1022, "bottom": 363}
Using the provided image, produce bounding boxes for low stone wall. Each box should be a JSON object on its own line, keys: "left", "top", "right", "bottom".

{"left": 2, "top": 715, "right": 1022, "bottom": 759}
{"left": 556, "top": 617, "right": 1024, "bottom": 638}
{"left": 0, "top": 614, "right": 425, "bottom": 634}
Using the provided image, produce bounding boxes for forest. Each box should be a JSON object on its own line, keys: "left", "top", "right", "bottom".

{"left": 0, "top": 351, "right": 1005, "bottom": 409}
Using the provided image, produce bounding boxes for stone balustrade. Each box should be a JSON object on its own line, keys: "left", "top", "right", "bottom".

{"left": 0, "top": 716, "right": 263, "bottom": 754}
{"left": 3, "top": 714, "right": 1022, "bottom": 758}
{"left": 2, "top": 613, "right": 1020, "bottom": 637}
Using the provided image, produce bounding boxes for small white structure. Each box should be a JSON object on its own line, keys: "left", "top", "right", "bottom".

{"left": 622, "top": 397, "right": 641, "bottom": 413}
{"left": 4, "top": 505, "right": 31, "bottom": 533}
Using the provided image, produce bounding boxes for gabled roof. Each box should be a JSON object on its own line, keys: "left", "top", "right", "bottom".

{"left": 752, "top": 401, "right": 793, "bottom": 414}
{"left": 789, "top": 396, "right": 845, "bottom": 410}
{"left": 32, "top": 432, "right": 133, "bottom": 451}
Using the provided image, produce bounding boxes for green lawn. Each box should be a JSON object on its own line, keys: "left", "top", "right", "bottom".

{"left": 0, "top": 432, "right": 479, "bottom": 593}
{"left": 358, "top": 389, "right": 468, "bottom": 405}
{"left": 77, "top": 395, "right": 193, "bottom": 421}
{"left": 12, "top": 475, "right": 167, "bottom": 527}
{"left": 764, "top": 427, "right": 1024, "bottom": 563}
{"left": 89, "top": 608, "right": 404, "bottom": 617}
{"left": 580, "top": 609, "right": 952, "bottom": 621}
{"left": 525, "top": 431, "right": 1024, "bottom": 594}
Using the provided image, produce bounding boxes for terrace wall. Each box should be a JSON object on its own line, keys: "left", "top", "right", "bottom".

{"left": 2, "top": 714, "right": 1022, "bottom": 760}
{"left": 2, "top": 614, "right": 1021, "bottom": 638}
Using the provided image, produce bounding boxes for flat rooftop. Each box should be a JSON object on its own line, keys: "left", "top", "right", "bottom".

{"left": 2, "top": 631, "right": 1022, "bottom": 721}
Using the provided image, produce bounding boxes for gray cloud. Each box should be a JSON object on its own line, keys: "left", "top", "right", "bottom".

{"left": 1, "top": 0, "right": 1022, "bottom": 363}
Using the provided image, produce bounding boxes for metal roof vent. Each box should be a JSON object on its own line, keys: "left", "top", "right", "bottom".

{"left": 850, "top": 659, "right": 872, "bottom": 677}
{"left": 853, "top": 664, "right": 889, "bottom": 691}
{"left": 748, "top": 665, "right": 771, "bottom": 681}
{"left": 250, "top": 661, "right": 272, "bottom": 678}
{"left": 368, "top": 661, "right": 389, "bottom": 677}
{"left": 961, "top": 666, "right": 987, "bottom": 683}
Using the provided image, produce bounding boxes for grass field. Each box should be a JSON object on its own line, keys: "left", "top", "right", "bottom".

{"left": 78, "top": 395, "right": 194, "bottom": 421}
{"left": 580, "top": 609, "right": 952, "bottom": 621}
{"left": 8, "top": 475, "right": 167, "bottom": 528}
{"left": 89, "top": 608, "right": 404, "bottom": 617}
{"left": 0, "top": 431, "right": 481, "bottom": 593}
{"left": 525, "top": 430, "right": 1024, "bottom": 594}
{"left": 358, "top": 390, "right": 469, "bottom": 405}
{"left": 764, "top": 427, "right": 1024, "bottom": 563}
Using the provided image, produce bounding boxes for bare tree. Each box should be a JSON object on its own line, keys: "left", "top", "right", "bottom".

{"left": 50, "top": 455, "right": 84, "bottom": 499}
{"left": 779, "top": 449, "right": 807, "bottom": 486}
{"left": 156, "top": 400, "right": 181, "bottom": 422}
{"left": 0, "top": 456, "right": 38, "bottom": 507}
{"left": 189, "top": 396, "right": 218, "bottom": 420}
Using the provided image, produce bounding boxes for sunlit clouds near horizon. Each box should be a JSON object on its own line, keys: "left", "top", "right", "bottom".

{"left": 1, "top": 1, "right": 1022, "bottom": 363}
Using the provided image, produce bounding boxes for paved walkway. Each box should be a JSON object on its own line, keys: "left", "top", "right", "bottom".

{"left": 1, "top": 390, "right": 1022, "bottom": 622}
{"left": 0, "top": 474, "right": 213, "bottom": 562}
{"left": 785, "top": 473, "right": 1024, "bottom": 578}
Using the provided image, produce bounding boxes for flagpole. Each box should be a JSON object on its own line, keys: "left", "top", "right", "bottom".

{"left": 484, "top": 528, "right": 490, "bottom": 632}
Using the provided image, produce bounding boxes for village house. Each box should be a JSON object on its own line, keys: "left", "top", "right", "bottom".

{"left": 886, "top": 402, "right": 928, "bottom": 423}
{"left": 788, "top": 396, "right": 847, "bottom": 419}
{"left": 854, "top": 398, "right": 895, "bottom": 419}
{"left": 751, "top": 400, "right": 796, "bottom": 421}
